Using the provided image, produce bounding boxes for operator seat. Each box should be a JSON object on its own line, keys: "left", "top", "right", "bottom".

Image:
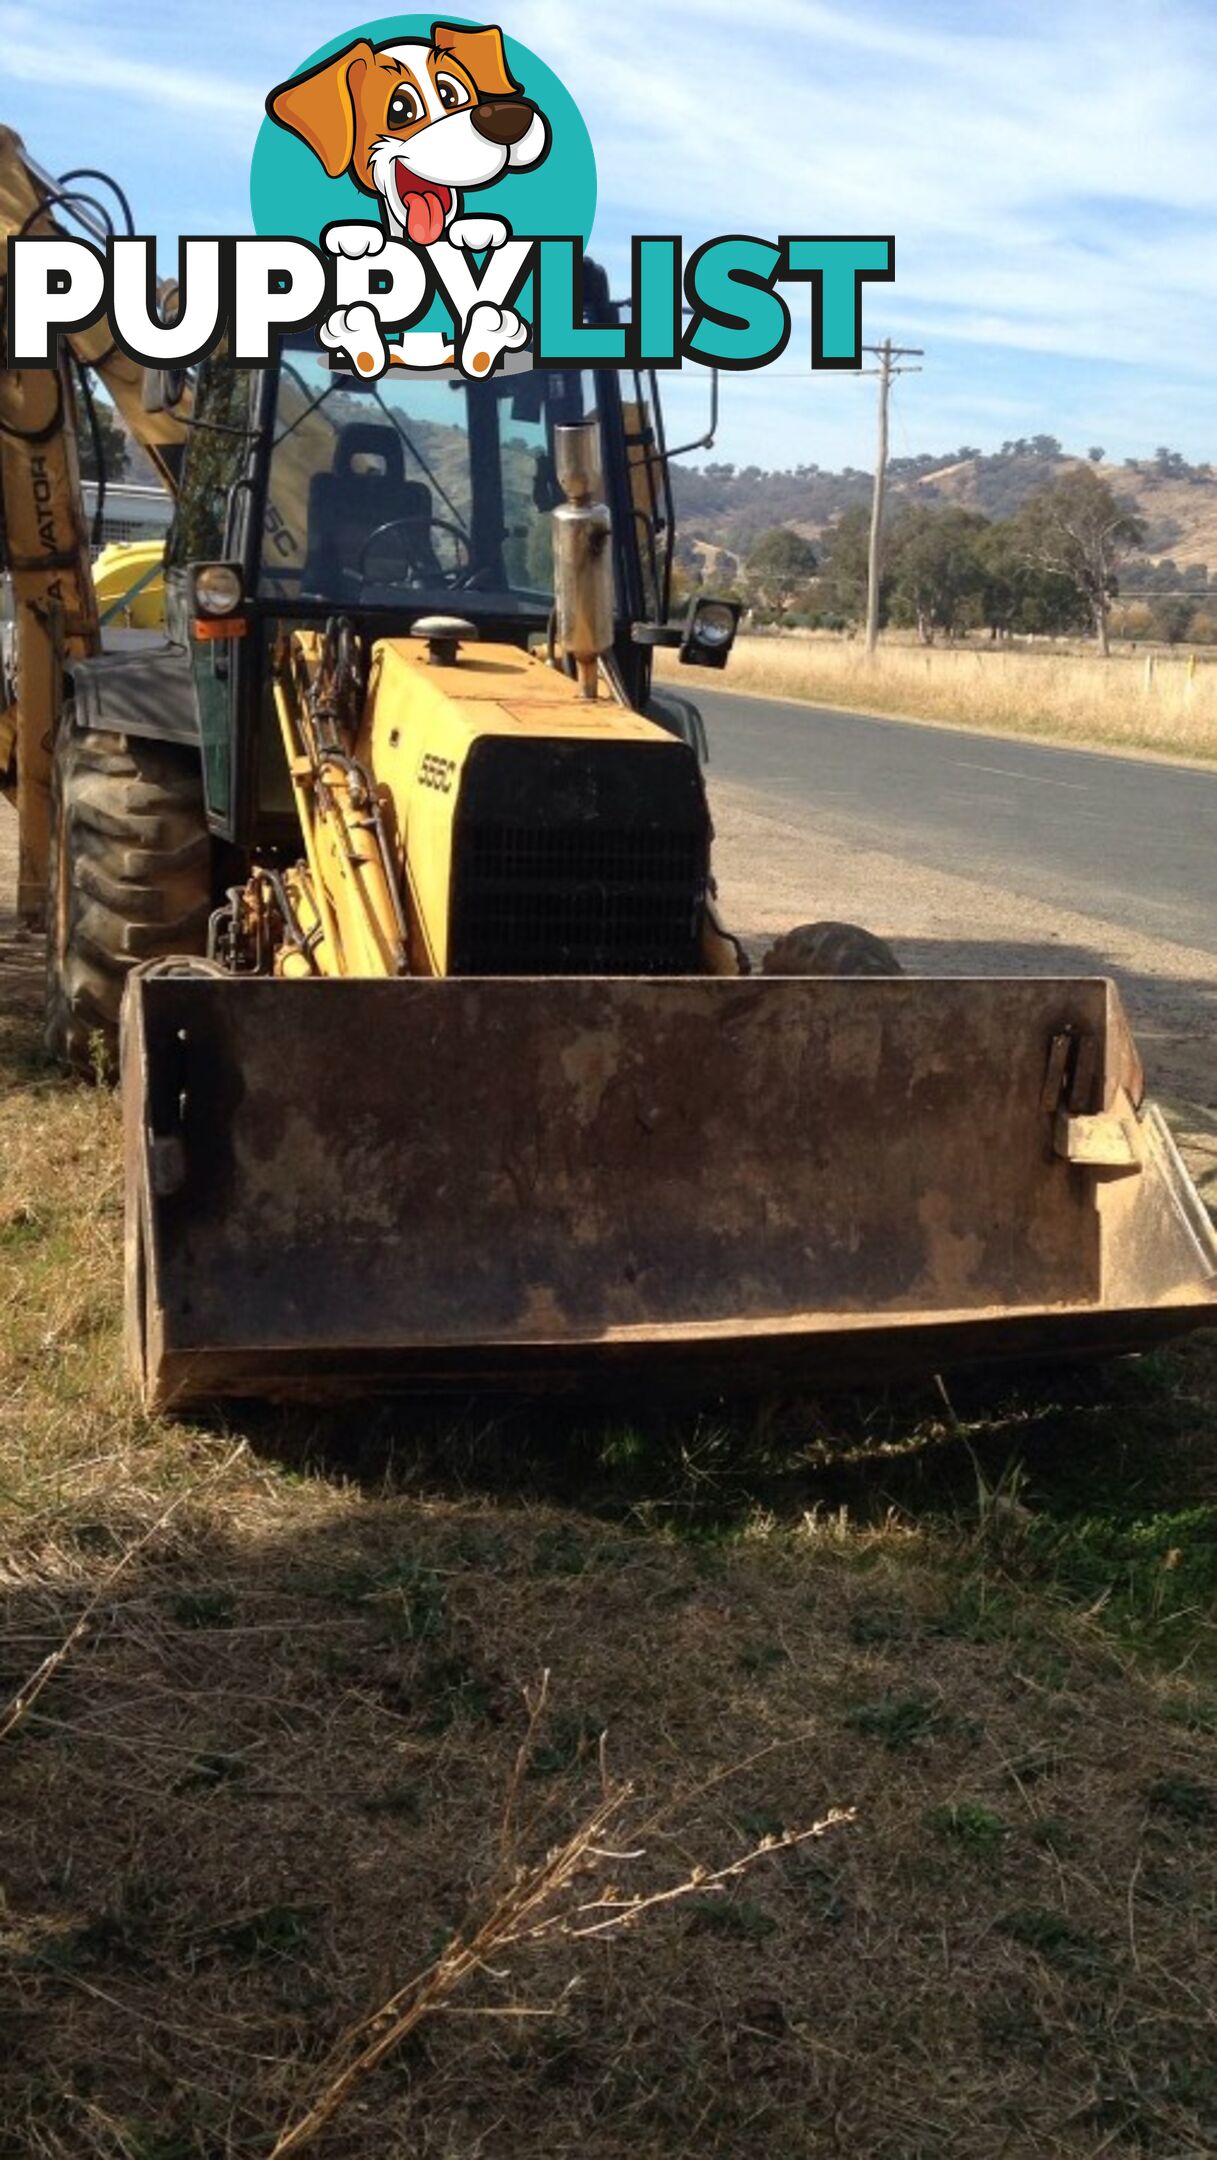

{"left": 302, "top": 422, "right": 441, "bottom": 595}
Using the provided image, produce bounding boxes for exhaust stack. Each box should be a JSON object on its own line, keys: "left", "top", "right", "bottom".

{"left": 552, "top": 420, "right": 613, "bottom": 698}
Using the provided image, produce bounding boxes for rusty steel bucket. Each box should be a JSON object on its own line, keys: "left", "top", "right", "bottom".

{"left": 121, "top": 972, "right": 1217, "bottom": 1410}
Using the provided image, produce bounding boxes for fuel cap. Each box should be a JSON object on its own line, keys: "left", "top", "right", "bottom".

{"left": 411, "top": 616, "right": 479, "bottom": 666}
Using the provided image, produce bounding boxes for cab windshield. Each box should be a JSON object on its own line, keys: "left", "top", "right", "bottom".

{"left": 257, "top": 352, "right": 594, "bottom": 622}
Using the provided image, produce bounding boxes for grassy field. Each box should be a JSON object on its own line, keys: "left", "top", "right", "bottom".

{"left": 673, "top": 637, "right": 1217, "bottom": 758}
{"left": 3, "top": 947, "right": 1217, "bottom": 2158}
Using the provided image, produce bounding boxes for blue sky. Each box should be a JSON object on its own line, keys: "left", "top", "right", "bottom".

{"left": 4, "top": 0, "right": 1214, "bottom": 471}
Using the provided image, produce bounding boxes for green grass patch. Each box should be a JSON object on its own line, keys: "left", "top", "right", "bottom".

{"left": 331, "top": 1556, "right": 449, "bottom": 1641}
{"left": 927, "top": 1801, "right": 1009, "bottom": 1855}
{"left": 1146, "top": 1772, "right": 1214, "bottom": 1826}
{"left": 189, "top": 1902, "right": 318, "bottom": 1970}
{"left": 996, "top": 1905, "right": 1108, "bottom": 1976}
{"left": 845, "top": 1693, "right": 951, "bottom": 1750}
{"left": 1021, "top": 1502, "right": 1217, "bottom": 1653}
{"left": 1028, "top": 1816, "right": 1076, "bottom": 1855}
{"left": 686, "top": 1896, "right": 777, "bottom": 1942}
{"left": 169, "top": 1586, "right": 235, "bottom": 1629}
{"left": 527, "top": 1708, "right": 606, "bottom": 1777}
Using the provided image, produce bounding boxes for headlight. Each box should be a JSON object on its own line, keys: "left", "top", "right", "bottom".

{"left": 194, "top": 564, "right": 243, "bottom": 616}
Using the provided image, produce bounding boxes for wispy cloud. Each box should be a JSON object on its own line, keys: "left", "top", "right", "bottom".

{"left": 2, "top": 0, "right": 1212, "bottom": 466}
{"left": 0, "top": 5, "right": 261, "bottom": 139}
{"left": 522, "top": 0, "right": 1217, "bottom": 367}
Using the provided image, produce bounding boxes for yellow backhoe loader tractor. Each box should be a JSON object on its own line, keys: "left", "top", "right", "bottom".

{"left": 3, "top": 137, "right": 1215, "bottom": 1411}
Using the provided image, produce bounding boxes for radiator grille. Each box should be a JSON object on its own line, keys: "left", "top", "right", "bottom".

{"left": 451, "top": 822, "right": 706, "bottom": 974}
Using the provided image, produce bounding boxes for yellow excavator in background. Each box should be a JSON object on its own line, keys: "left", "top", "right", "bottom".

{"left": 3, "top": 126, "right": 1215, "bottom": 1411}
{"left": 0, "top": 129, "right": 188, "bottom": 924}
{"left": 90, "top": 539, "right": 166, "bottom": 630}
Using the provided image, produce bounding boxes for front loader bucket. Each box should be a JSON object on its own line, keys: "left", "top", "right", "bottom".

{"left": 121, "top": 973, "right": 1217, "bottom": 1410}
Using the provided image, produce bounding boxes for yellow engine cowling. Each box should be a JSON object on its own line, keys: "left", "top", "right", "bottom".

{"left": 273, "top": 624, "right": 721, "bottom": 984}
{"left": 361, "top": 632, "right": 693, "bottom": 977}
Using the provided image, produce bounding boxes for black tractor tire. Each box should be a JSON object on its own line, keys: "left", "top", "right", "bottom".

{"left": 45, "top": 717, "right": 212, "bottom": 1075}
{"left": 760, "top": 919, "right": 903, "bottom": 978}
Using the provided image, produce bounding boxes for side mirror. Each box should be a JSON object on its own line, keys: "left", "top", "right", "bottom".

{"left": 679, "top": 595, "right": 738, "bottom": 669}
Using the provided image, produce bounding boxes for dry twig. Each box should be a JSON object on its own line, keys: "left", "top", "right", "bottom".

{"left": 270, "top": 1782, "right": 632, "bottom": 2157}
{"left": 269, "top": 1696, "right": 852, "bottom": 2159}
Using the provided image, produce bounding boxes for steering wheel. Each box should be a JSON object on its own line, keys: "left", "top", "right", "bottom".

{"left": 358, "top": 515, "right": 472, "bottom": 589}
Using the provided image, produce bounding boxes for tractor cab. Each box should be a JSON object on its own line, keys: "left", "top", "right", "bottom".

{"left": 163, "top": 338, "right": 701, "bottom": 851}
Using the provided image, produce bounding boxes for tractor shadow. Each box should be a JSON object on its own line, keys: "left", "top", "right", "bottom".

{"left": 229, "top": 1328, "right": 1217, "bottom": 1545}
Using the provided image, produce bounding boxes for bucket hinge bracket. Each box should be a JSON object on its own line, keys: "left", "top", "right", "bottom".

{"left": 1042, "top": 1027, "right": 1142, "bottom": 1177}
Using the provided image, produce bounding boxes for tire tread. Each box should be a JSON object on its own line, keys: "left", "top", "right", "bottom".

{"left": 46, "top": 721, "right": 210, "bottom": 1072}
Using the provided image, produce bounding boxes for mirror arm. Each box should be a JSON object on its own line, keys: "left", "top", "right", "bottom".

{"left": 663, "top": 369, "right": 719, "bottom": 462}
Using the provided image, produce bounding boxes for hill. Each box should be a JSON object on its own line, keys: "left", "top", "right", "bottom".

{"left": 672, "top": 442, "right": 1217, "bottom": 584}
{"left": 110, "top": 398, "right": 1217, "bottom": 593}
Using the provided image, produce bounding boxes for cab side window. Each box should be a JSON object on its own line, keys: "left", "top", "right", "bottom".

{"left": 166, "top": 365, "right": 254, "bottom": 567}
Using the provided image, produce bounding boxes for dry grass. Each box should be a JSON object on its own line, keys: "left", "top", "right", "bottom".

{"left": 3, "top": 950, "right": 1217, "bottom": 2158}
{"left": 672, "top": 635, "right": 1217, "bottom": 758}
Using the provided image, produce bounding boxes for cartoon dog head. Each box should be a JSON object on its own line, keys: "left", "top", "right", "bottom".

{"left": 267, "top": 21, "right": 550, "bottom": 247}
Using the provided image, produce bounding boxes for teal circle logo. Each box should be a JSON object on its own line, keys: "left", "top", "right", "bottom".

{"left": 250, "top": 16, "right": 600, "bottom": 356}
{"left": 251, "top": 17, "right": 596, "bottom": 242}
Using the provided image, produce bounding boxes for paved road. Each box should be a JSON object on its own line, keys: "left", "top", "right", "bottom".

{"left": 696, "top": 687, "right": 1217, "bottom": 956}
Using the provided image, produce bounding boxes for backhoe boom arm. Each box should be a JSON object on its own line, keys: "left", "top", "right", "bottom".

{"left": 0, "top": 124, "right": 186, "bottom": 917}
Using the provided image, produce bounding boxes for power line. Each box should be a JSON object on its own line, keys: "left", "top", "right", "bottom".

{"left": 860, "top": 339, "right": 923, "bottom": 657}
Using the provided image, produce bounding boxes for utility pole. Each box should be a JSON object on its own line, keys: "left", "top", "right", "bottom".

{"left": 862, "top": 339, "right": 923, "bottom": 657}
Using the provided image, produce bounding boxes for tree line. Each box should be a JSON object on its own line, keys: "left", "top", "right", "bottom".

{"left": 709, "top": 468, "right": 1203, "bottom": 656}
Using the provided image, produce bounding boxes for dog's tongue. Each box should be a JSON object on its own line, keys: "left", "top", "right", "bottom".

{"left": 397, "top": 165, "right": 448, "bottom": 246}
{"left": 406, "top": 189, "right": 446, "bottom": 245}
